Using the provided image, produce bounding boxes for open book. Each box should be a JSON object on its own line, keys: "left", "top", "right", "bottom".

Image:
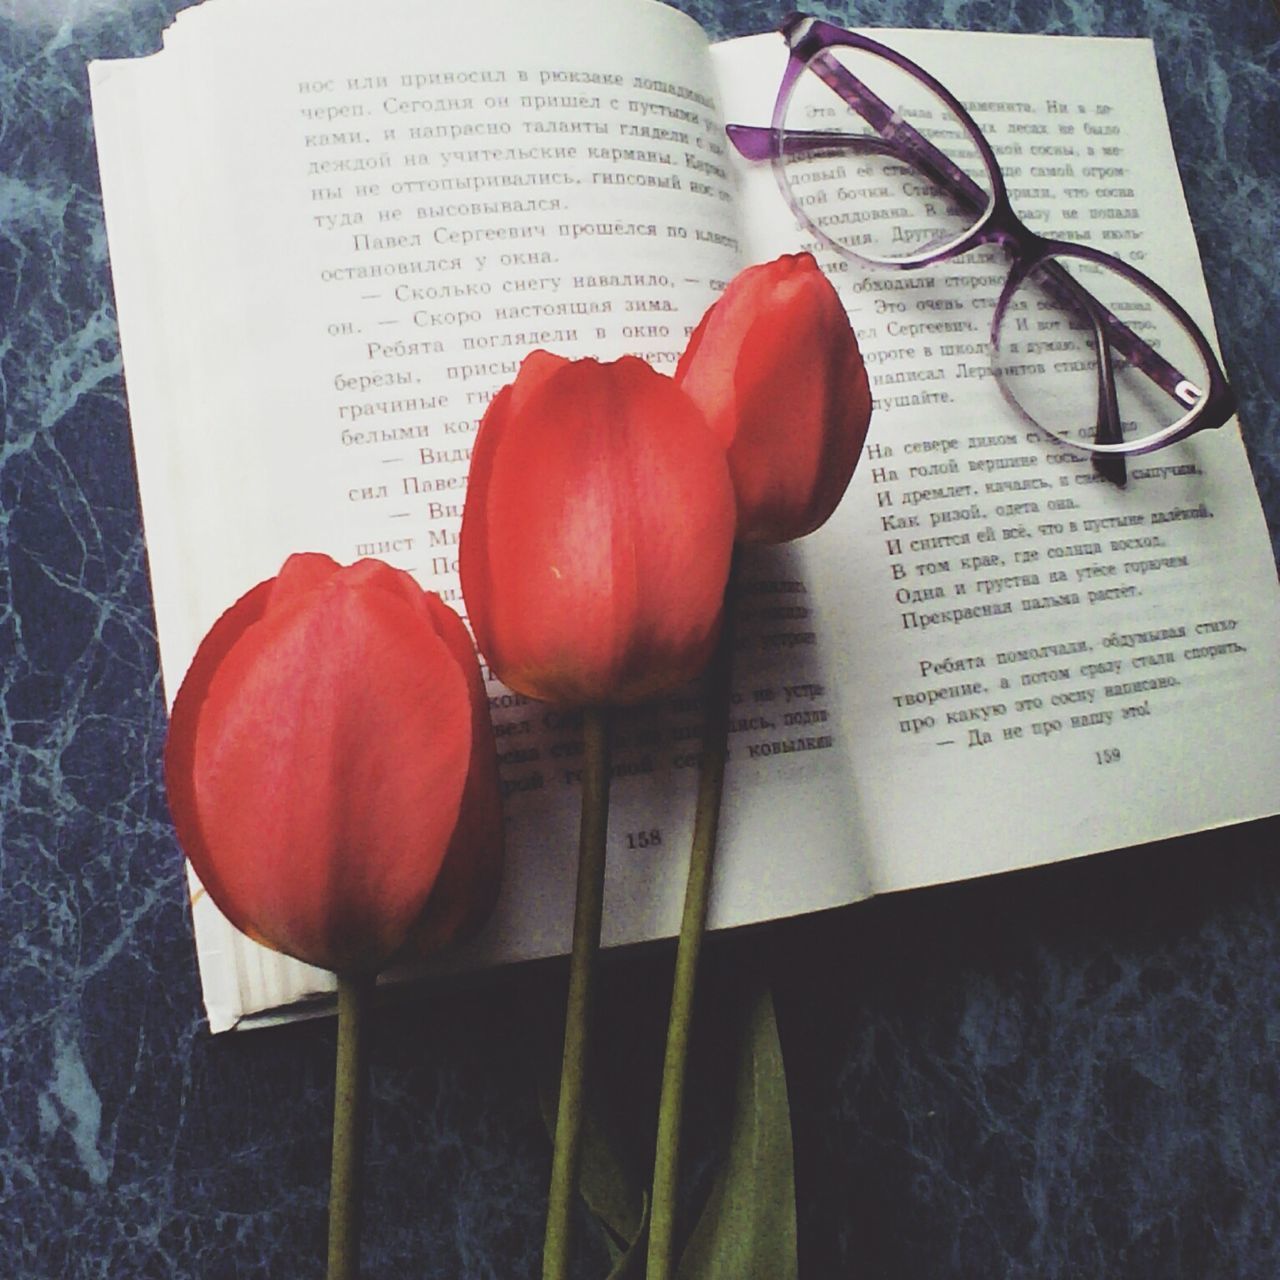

{"left": 89, "top": 0, "right": 1280, "bottom": 1032}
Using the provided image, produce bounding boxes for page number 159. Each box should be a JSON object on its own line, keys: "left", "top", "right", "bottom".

{"left": 1095, "top": 748, "right": 1122, "bottom": 766}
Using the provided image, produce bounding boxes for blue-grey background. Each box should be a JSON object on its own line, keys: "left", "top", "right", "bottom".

{"left": 2, "top": 0, "right": 1277, "bottom": 1275}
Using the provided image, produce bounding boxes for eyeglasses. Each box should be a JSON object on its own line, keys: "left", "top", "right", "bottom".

{"left": 726, "top": 14, "right": 1236, "bottom": 481}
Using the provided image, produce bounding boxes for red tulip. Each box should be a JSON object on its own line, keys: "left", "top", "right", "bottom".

{"left": 164, "top": 553, "right": 503, "bottom": 974}
{"left": 675, "top": 252, "right": 872, "bottom": 544}
{"left": 459, "top": 352, "right": 737, "bottom": 706}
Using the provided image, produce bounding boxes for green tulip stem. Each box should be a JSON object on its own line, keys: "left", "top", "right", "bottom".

{"left": 328, "top": 971, "right": 374, "bottom": 1280}
{"left": 543, "top": 704, "right": 613, "bottom": 1280}
{"left": 646, "top": 573, "right": 738, "bottom": 1280}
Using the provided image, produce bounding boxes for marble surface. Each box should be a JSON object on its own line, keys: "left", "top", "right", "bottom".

{"left": 1, "top": 0, "right": 1277, "bottom": 1275}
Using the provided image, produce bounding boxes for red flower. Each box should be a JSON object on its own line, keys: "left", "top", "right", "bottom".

{"left": 675, "top": 252, "right": 872, "bottom": 543}
{"left": 164, "top": 554, "right": 503, "bottom": 974}
{"left": 459, "top": 352, "right": 736, "bottom": 706}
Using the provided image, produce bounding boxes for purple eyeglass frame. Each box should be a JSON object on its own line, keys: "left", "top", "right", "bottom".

{"left": 726, "top": 13, "right": 1237, "bottom": 463}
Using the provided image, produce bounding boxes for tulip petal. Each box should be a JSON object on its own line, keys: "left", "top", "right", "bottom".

{"left": 168, "top": 567, "right": 474, "bottom": 973}
{"left": 508, "top": 348, "right": 569, "bottom": 416}
{"left": 458, "top": 382, "right": 511, "bottom": 675}
{"left": 165, "top": 575, "right": 280, "bottom": 948}
{"left": 400, "top": 593, "right": 504, "bottom": 957}
{"left": 265, "top": 550, "right": 344, "bottom": 604}
{"left": 674, "top": 269, "right": 769, "bottom": 432}
{"left": 463, "top": 357, "right": 735, "bottom": 705}
{"left": 461, "top": 351, "right": 572, "bottom": 666}
{"left": 676, "top": 253, "right": 871, "bottom": 544}
{"left": 731, "top": 286, "right": 868, "bottom": 542}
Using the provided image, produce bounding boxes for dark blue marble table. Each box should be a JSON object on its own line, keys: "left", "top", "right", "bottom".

{"left": 2, "top": 0, "right": 1277, "bottom": 1275}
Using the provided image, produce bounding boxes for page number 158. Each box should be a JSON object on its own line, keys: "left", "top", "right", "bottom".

{"left": 625, "top": 829, "right": 663, "bottom": 849}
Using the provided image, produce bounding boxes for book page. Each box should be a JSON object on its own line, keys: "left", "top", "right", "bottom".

{"left": 91, "top": 0, "right": 870, "bottom": 1031}
{"left": 712, "top": 29, "right": 1280, "bottom": 895}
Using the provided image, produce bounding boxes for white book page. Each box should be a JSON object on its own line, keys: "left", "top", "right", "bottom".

{"left": 91, "top": 0, "right": 871, "bottom": 1031}
{"left": 712, "top": 29, "right": 1280, "bottom": 896}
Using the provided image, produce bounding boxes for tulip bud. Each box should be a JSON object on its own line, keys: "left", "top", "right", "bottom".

{"left": 675, "top": 252, "right": 872, "bottom": 544}
{"left": 459, "top": 352, "right": 737, "bottom": 707}
{"left": 164, "top": 553, "right": 503, "bottom": 975}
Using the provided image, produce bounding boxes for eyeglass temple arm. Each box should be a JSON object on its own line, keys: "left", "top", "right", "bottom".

{"left": 1090, "top": 307, "right": 1129, "bottom": 485}
{"left": 728, "top": 55, "right": 1195, "bottom": 407}
{"left": 728, "top": 124, "right": 977, "bottom": 198}
{"left": 725, "top": 123, "right": 984, "bottom": 218}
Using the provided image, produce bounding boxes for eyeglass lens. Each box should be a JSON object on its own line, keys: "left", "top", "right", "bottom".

{"left": 781, "top": 45, "right": 995, "bottom": 265}
{"left": 993, "top": 255, "right": 1211, "bottom": 452}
